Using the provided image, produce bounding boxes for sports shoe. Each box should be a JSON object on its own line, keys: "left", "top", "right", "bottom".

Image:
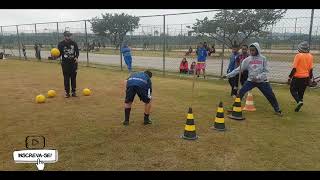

{"left": 65, "top": 93, "right": 70, "bottom": 98}
{"left": 123, "top": 121, "right": 129, "bottom": 126}
{"left": 72, "top": 92, "right": 77, "bottom": 97}
{"left": 295, "top": 101, "right": 304, "bottom": 112}
{"left": 144, "top": 119, "right": 152, "bottom": 125}
{"left": 275, "top": 110, "right": 283, "bottom": 117}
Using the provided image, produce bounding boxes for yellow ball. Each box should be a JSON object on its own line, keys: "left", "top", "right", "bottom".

{"left": 83, "top": 88, "right": 91, "bottom": 96}
{"left": 47, "top": 90, "right": 57, "bottom": 98}
{"left": 50, "top": 48, "right": 60, "bottom": 57}
{"left": 35, "top": 94, "right": 46, "bottom": 103}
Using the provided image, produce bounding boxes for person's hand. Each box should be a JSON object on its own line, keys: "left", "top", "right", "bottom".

{"left": 74, "top": 57, "right": 78, "bottom": 63}
{"left": 36, "top": 158, "right": 45, "bottom": 171}
{"left": 222, "top": 75, "right": 228, "bottom": 79}
{"left": 287, "top": 78, "right": 292, "bottom": 85}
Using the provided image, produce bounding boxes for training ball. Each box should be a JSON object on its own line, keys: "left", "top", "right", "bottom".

{"left": 47, "top": 90, "right": 57, "bottom": 98}
{"left": 83, "top": 88, "right": 91, "bottom": 96}
{"left": 35, "top": 94, "right": 46, "bottom": 103}
{"left": 50, "top": 48, "right": 60, "bottom": 57}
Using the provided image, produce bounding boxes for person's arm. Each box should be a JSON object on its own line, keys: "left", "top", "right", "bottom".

{"left": 226, "top": 57, "right": 249, "bottom": 78}
{"left": 262, "top": 57, "right": 269, "bottom": 73}
{"left": 57, "top": 42, "right": 63, "bottom": 58}
{"left": 74, "top": 42, "right": 79, "bottom": 59}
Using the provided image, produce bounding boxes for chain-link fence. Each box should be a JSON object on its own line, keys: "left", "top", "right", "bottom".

{"left": 1, "top": 9, "right": 319, "bottom": 83}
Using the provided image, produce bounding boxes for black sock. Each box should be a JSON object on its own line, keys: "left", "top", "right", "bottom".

{"left": 125, "top": 108, "right": 131, "bottom": 122}
{"left": 144, "top": 113, "right": 149, "bottom": 121}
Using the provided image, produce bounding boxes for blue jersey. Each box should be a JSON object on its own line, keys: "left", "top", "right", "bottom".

{"left": 121, "top": 47, "right": 132, "bottom": 57}
{"left": 127, "top": 72, "right": 152, "bottom": 92}
{"left": 197, "top": 47, "right": 207, "bottom": 62}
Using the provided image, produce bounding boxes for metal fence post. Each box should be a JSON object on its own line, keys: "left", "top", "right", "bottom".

{"left": 293, "top": 18, "right": 297, "bottom": 50}
{"left": 84, "top": 20, "right": 89, "bottom": 67}
{"left": 1, "top": 26, "right": 4, "bottom": 54}
{"left": 163, "top": 15, "right": 166, "bottom": 76}
{"left": 220, "top": 10, "right": 227, "bottom": 77}
{"left": 56, "top": 22, "right": 59, "bottom": 45}
{"left": 120, "top": 34, "right": 123, "bottom": 71}
{"left": 16, "top": 25, "right": 21, "bottom": 60}
{"left": 309, "top": 9, "right": 314, "bottom": 47}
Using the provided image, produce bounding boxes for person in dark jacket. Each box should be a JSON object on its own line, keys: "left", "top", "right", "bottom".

{"left": 57, "top": 31, "right": 79, "bottom": 98}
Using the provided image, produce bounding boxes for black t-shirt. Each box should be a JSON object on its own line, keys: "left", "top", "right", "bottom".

{"left": 58, "top": 40, "right": 79, "bottom": 63}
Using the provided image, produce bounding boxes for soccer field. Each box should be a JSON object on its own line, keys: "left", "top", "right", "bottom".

{"left": 1, "top": 59, "right": 320, "bottom": 170}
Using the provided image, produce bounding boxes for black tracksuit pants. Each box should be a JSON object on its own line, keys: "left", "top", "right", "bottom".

{"left": 290, "top": 77, "right": 309, "bottom": 103}
{"left": 61, "top": 61, "right": 78, "bottom": 94}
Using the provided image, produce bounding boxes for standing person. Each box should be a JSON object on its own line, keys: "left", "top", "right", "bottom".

{"left": 22, "top": 44, "right": 27, "bottom": 60}
{"left": 123, "top": 70, "right": 153, "bottom": 126}
{"left": 121, "top": 44, "right": 133, "bottom": 73}
{"left": 196, "top": 43, "right": 208, "bottom": 78}
{"left": 37, "top": 44, "right": 42, "bottom": 60}
{"left": 34, "top": 43, "right": 38, "bottom": 59}
{"left": 227, "top": 44, "right": 240, "bottom": 96}
{"left": 57, "top": 31, "right": 80, "bottom": 98}
{"left": 288, "top": 41, "right": 313, "bottom": 112}
{"left": 226, "top": 42, "right": 282, "bottom": 116}
{"left": 236, "top": 44, "right": 249, "bottom": 86}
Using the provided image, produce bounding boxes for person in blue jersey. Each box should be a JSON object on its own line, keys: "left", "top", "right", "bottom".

{"left": 227, "top": 44, "right": 240, "bottom": 97}
{"left": 121, "top": 44, "right": 133, "bottom": 72}
{"left": 123, "top": 70, "right": 153, "bottom": 126}
{"left": 196, "top": 42, "right": 208, "bottom": 78}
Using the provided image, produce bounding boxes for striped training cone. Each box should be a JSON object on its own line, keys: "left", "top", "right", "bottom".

{"left": 228, "top": 94, "right": 245, "bottom": 120}
{"left": 212, "top": 101, "right": 226, "bottom": 131}
{"left": 181, "top": 107, "right": 198, "bottom": 140}
{"left": 242, "top": 91, "right": 256, "bottom": 111}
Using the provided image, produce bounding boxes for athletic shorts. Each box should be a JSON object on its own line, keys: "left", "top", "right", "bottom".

{"left": 196, "top": 63, "right": 206, "bottom": 70}
{"left": 125, "top": 86, "right": 151, "bottom": 104}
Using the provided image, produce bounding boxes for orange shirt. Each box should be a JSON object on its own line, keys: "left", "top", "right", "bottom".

{"left": 292, "top": 53, "right": 313, "bottom": 78}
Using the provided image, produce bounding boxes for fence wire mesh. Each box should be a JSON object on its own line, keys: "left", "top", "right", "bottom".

{"left": 1, "top": 9, "right": 319, "bottom": 83}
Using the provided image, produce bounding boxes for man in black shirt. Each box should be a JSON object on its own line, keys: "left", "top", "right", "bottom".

{"left": 57, "top": 31, "right": 79, "bottom": 98}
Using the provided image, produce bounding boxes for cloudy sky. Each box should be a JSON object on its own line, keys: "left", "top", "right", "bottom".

{"left": 0, "top": 9, "right": 318, "bottom": 34}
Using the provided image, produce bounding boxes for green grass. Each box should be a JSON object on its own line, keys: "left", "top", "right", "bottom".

{"left": 1, "top": 59, "right": 320, "bottom": 170}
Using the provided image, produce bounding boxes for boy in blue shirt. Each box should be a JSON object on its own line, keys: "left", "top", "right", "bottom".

{"left": 196, "top": 43, "right": 208, "bottom": 78}
{"left": 121, "top": 44, "right": 133, "bottom": 72}
{"left": 227, "top": 44, "right": 240, "bottom": 96}
{"left": 123, "top": 70, "right": 153, "bottom": 126}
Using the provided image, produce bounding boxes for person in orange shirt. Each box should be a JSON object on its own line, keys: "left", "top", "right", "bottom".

{"left": 288, "top": 41, "right": 314, "bottom": 112}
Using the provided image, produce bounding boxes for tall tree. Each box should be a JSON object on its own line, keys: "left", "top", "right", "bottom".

{"left": 192, "top": 9, "right": 287, "bottom": 48}
{"left": 90, "top": 13, "right": 140, "bottom": 49}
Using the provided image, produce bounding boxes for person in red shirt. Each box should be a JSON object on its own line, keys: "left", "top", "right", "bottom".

{"left": 288, "top": 41, "right": 314, "bottom": 112}
{"left": 179, "top": 57, "right": 189, "bottom": 74}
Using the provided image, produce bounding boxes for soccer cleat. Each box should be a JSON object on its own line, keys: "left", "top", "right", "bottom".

{"left": 295, "top": 101, "right": 304, "bottom": 112}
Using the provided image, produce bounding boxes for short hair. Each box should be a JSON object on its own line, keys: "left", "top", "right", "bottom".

{"left": 144, "top": 70, "right": 152, "bottom": 78}
{"left": 242, "top": 44, "right": 248, "bottom": 48}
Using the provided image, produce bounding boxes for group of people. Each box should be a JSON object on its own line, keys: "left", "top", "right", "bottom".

{"left": 185, "top": 42, "right": 215, "bottom": 57}
{"left": 47, "top": 31, "right": 315, "bottom": 125}
{"left": 225, "top": 41, "right": 314, "bottom": 115}
{"left": 179, "top": 42, "right": 208, "bottom": 78}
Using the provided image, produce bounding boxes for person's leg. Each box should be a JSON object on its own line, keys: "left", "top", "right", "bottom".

{"left": 137, "top": 87, "right": 152, "bottom": 125}
{"left": 62, "top": 64, "right": 71, "bottom": 97}
{"left": 124, "top": 56, "right": 132, "bottom": 72}
{"left": 71, "top": 63, "right": 78, "bottom": 96}
{"left": 228, "top": 77, "right": 235, "bottom": 96}
{"left": 256, "top": 82, "right": 281, "bottom": 113}
{"left": 239, "top": 81, "right": 255, "bottom": 100}
{"left": 233, "top": 74, "right": 240, "bottom": 96}
{"left": 297, "top": 78, "right": 308, "bottom": 102}
{"left": 123, "top": 86, "right": 136, "bottom": 125}
{"left": 290, "top": 78, "right": 300, "bottom": 103}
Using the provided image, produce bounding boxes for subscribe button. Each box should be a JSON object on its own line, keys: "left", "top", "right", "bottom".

{"left": 13, "top": 149, "right": 58, "bottom": 163}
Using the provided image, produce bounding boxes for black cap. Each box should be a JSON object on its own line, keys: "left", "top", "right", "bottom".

{"left": 63, "top": 31, "right": 72, "bottom": 37}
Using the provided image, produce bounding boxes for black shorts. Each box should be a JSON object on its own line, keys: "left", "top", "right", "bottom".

{"left": 125, "top": 86, "right": 151, "bottom": 104}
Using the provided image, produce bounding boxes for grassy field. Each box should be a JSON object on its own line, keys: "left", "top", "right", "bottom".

{"left": 1, "top": 59, "right": 320, "bottom": 171}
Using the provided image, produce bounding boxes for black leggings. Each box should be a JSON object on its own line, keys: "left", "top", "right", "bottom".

{"left": 62, "top": 63, "right": 78, "bottom": 94}
{"left": 290, "top": 77, "right": 309, "bottom": 103}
